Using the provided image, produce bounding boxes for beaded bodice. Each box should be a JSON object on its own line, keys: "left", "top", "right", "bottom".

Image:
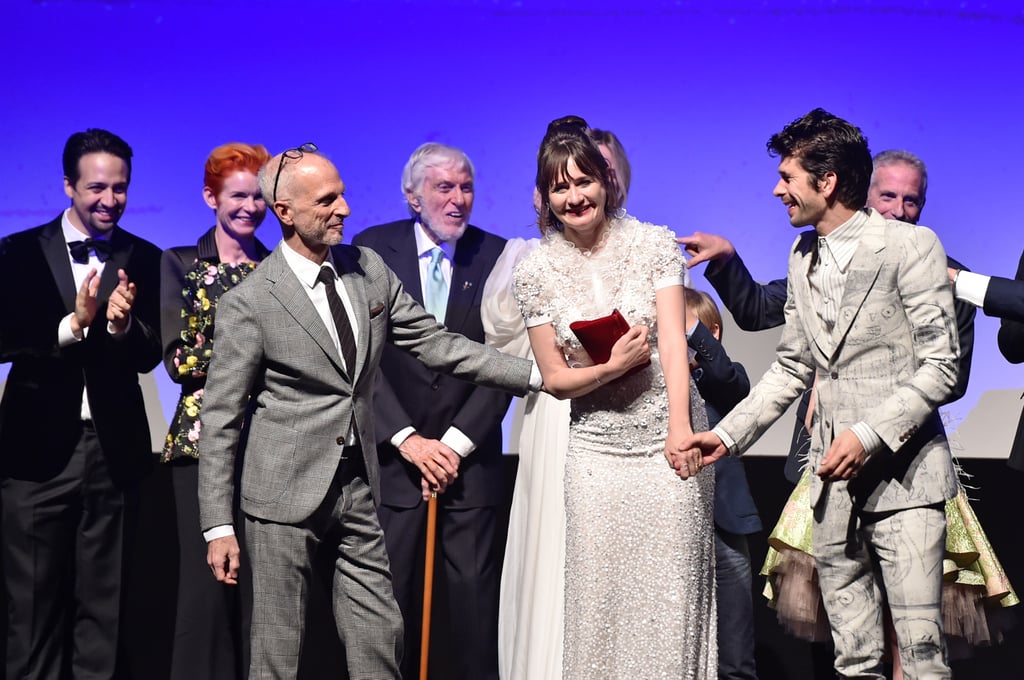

{"left": 513, "top": 216, "right": 694, "bottom": 455}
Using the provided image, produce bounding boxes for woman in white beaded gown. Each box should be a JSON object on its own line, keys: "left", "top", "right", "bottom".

{"left": 511, "top": 117, "right": 717, "bottom": 679}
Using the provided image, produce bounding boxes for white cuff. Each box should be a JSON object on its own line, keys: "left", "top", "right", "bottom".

{"left": 711, "top": 425, "right": 738, "bottom": 455}
{"left": 203, "top": 524, "right": 235, "bottom": 542}
{"left": 529, "top": 363, "right": 543, "bottom": 391}
{"left": 390, "top": 426, "right": 417, "bottom": 449}
{"left": 850, "top": 422, "right": 885, "bottom": 456}
{"left": 58, "top": 313, "right": 85, "bottom": 347}
{"left": 441, "top": 427, "right": 476, "bottom": 458}
{"left": 953, "top": 270, "right": 989, "bottom": 309}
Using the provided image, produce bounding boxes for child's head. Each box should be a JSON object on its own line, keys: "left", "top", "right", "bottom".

{"left": 684, "top": 287, "right": 723, "bottom": 341}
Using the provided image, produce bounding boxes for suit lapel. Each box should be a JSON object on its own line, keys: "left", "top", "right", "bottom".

{"left": 446, "top": 227, "right": 486, "bottom": 330}
{"left": 790, "top": 234, "right": 833, "bottom": 358}
{"left": 335, "top": 245, "right": 368, "bottom": 384}
{"left": 386, "top": 222, "right": 423, "bottom": 306}
{"left": 38, "top": 219, "right": 77, "bottom": 313}
{"left": 264, "top": 247, "right": 347, "bottom": 376}
{"left": 828, "top": 216, "right": 886, "bottom": 356}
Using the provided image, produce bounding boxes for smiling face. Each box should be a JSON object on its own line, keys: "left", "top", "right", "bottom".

{"left": 63, "top": 152, "right": 129, "bottom": 236}
{"left": 548, "top": 158, "right": 608, "bottom": 246}
{"left": 772, "top": 155, "right": 829, "bottom": 229}
{"left": 204, "top": 170, "right": 267, "bottom": 240}
{"left": 408, "top": 163, "right": 474, "bottom": 243}
{"left": 867, "top": 161, "right": 924, "bottom": 224}
{"left": 278, "top": 154, "right": 350, "bottom": 259}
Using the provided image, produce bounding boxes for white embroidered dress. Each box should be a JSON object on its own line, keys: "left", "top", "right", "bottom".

{"left": 513, "top": 216, "right": 717, "bottom": 679}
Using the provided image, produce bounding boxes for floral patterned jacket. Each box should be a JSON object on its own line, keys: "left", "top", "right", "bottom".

{"left": 159, "top": 227, "right": 270, "bottom": 462}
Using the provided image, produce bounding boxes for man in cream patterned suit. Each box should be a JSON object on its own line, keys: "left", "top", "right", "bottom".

{"left": 682, "top": 109, "right": 959, "bottom": 679}
{"left": 197, "top": 146, "right": 537, "bottom": 679}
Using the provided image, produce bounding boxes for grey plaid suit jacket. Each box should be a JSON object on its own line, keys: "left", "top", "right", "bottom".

{"left": 717, "top": 209, "right": 960, "bottom": 512}
{"left": 197, "top": 242, "right": 533, "bottom": 529}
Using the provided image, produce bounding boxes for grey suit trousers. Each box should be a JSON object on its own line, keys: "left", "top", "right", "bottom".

{"left": 813, "top": 484, "right": 949, "bottom": 679}
{"left": 244, "top": 461, "right": 403, "bottom": 680}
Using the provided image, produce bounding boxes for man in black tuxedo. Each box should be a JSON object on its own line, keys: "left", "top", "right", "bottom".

{"left": 0, "top": 128, "right": 162, "bottom": 678}
{"left": 679, "top": 149, "right": 975, "bottom": 481}
{"left": 948, "top": 250, "right": 1024, "bottom": 470}
{"left": 352, "top": 143, "right": 510, "bottom": 680}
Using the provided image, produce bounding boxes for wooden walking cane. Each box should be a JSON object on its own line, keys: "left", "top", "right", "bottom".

{"left": 419, "top": 492, "right": 439, "bottom": 680}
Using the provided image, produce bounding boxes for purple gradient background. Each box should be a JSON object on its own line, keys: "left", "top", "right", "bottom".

{"left": 2, "top": 0, "right": 1022, "bottom": 456}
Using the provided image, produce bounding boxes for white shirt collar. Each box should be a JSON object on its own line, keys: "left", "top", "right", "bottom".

{"left": 819, "top": 208, "right": 869, "bottom": 273}
{"left": 280, "top": 239, "right": 339, "bottom": 289}
{"left": 61, "top": 208, "right": 111, "bottom": 245}
{"left": 414, "top": 222, "right": 455, "bottom": 260}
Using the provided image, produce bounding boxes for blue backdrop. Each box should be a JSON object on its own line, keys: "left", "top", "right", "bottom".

{"left": 2, "top": 0, "right": 1022, "bottom": 456}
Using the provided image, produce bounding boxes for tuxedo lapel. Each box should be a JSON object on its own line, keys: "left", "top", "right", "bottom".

{"left": 38, "top": 219, "right": 76, "bottom": 313}
{"left": 97, "top": 227, "right": 133, "bottom": 304}
{"left": 264, "top": 248, "right": 347, "bottom": 376}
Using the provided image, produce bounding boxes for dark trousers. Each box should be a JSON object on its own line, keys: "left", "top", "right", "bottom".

{"left": 378, "top": 501, "right": 499, "bottom": 680}
{"left": 1, "top": 422, "right": 129, "bottom": 680}
{"left": 715, "top": 527, "right": 759, "bottom": 680}
{"left": 169, "top": 460, "right": 250, "bottom": 680}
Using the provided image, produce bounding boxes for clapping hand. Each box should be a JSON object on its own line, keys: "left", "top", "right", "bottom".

{"left": 107, "top": 268, "right": 137, "bottom": 333}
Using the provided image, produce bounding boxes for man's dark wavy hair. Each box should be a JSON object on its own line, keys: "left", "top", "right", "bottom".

{"left": 767, "top": 108, "right": 871, "bottom": 210}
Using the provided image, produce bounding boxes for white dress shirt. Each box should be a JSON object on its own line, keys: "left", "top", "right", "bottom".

{"left": 389, "top": 223, "right": 477, "bottom": 458}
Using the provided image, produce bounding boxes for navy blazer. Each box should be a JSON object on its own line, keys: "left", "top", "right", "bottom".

{"left": 351, "top": 220, "right": 511, "bottom": 508}
{"left": 993, "top": 248, "right": 1024, "bottom": 471}
{"left": 688, "top": 320, "right": 762, "bottom": 535}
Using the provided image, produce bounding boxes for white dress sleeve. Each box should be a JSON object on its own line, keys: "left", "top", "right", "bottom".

{"left": 483, "top": 237, "right": 539, "bottom": 359}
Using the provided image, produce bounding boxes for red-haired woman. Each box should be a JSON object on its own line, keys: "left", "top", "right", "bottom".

{"left": 160, "top": 142, "right": 272, "bottom": 679}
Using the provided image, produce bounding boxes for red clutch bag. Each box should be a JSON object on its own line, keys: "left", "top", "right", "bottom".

{"left": 569, "top": 308, "right": 650, "bottom": 377}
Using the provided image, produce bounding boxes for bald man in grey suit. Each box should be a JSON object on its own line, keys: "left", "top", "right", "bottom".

{"left": 197, "top": 146, "right": 536, "bottom": 679}
{"left": 684, "top": 110, "right": 959, "bottom": 679}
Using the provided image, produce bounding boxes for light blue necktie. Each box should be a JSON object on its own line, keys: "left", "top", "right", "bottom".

{"left": 424, "top": 246, "right": 448, "bottom": 321}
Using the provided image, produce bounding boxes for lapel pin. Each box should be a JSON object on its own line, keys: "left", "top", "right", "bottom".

{"left": 462, "top": 281, "right": 473, "bottom": 291}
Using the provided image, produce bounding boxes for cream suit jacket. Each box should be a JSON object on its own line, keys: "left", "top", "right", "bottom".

{"left": 718, "top": 209, "right": 960, "bottom": 512}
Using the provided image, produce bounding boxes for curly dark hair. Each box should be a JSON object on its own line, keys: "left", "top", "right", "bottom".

{"left": 535, "top": 116, "right": 621, "bottom": 234}
{"left": 767, "top": 108, "right": 872, "bottom": 210}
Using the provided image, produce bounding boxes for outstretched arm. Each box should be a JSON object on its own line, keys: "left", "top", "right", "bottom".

{"left": 678, "top": 232, "right": 788, "bottom": 331}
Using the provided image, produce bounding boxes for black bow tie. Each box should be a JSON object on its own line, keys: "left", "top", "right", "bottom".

{"left": 68, "top": 238, "right": 113, "bottom": 264}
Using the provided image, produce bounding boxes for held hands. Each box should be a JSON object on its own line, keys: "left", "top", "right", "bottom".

{"left": 607, "top": 325, "right": 650, "bottom": 377}
{"left": 398, "top": 433, "right": 460, "bottom": 495}
{"left": 816, "top": 429, "right": 866, "bottom": 481}
{"left": 669, "top": 431, "right": 729, "bottom": 479}
{"left": 664, "top": 426, "right": 700, "bottom": 480}
{"left": 106, "top": 268, "right": 136, "bottom": 333}
{"left": 676, "top": 232, "right": 736, "bottom": 269}
{"left": 207, "top": 535, "right": 241, "bottom": 585}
